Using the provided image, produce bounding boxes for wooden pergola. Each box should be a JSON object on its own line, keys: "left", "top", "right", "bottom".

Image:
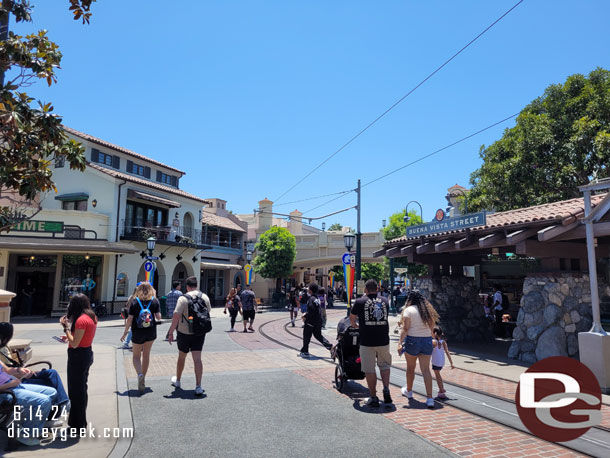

{"left": 374, "top": 194, "right": 610, "bottom": 272}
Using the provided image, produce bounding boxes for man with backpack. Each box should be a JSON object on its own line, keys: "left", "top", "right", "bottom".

{"left": 299, "top": 283, "right": 333, "bottom": 358}
{"left": 167, "top": 276, "right": 211, "bottom": 396}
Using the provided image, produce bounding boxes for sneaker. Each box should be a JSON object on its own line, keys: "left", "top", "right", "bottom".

{"left": 364, "top": 396, "right": 380, "bottom": 408}
{"left": 299, "top": 352, "right": 311, "bottom": 358}
{"left": 426, "top": 398, "right": 435, "bottom": 409}
{"left": 194, "top": 385, "right": 204, "bottom": 397}
{"left": 138, "top": 374, "right": 145, "bottom": 392}
{"left": 401, "top": 386, "right": 413, "bottom": 399}
{"left": 229, "top": 328, "right": 235, "bottom": 332}
{"left": 248, "top": 327, "right": 255, "bottom": 332}
{"left": 383, "top": 389, "right": 393, "bottom": 404}
{"left": 242, "top": 329, "right": 248, "bottom": 333}
{"left": 171, "top": 376, "right": 181, "bottom": 388}
{"left": 16, "top": 437, "right": 40, "bottom": 446}
{"left": 437, "top": 392, "right": 448, "bottom": 399}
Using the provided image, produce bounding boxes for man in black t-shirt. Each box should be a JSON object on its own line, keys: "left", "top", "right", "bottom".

{"left": 299, "top": 283, "right": 332, "bottom": 358}
{"left": 350, "top": 279, "right": 392, "bottom": 407}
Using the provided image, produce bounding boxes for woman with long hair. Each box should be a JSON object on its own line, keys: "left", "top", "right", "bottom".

{"left": 59, "top": 293, "right": 97, "bottom": 429}
{"left": 121, "top": 282, "right": 161, "bottom": 393}
{"left": 397, "top": 290, "right": 439, "bottom": 408}
{"left": 223, "top": 287, "right": 242, "bottom": 332}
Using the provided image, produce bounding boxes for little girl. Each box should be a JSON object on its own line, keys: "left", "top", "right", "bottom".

{"left": 431, "top": 326, "right": 454, "bottom": 399}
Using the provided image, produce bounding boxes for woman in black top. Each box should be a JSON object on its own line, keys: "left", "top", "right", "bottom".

{"left": 121, "top": 282, "right": 161, "bottom": 393}
{"left": 223, "top": 288, "right": 242, "bottom": 332}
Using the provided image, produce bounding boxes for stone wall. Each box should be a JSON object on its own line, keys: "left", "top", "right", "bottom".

{"left": 414, "top": 276, "right": 493, "bottom": 343}
{"left": 508, "top": 273, "right": 607, "bottom": 363}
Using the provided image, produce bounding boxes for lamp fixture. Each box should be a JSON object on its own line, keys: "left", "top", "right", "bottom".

{"left": 343, "top": 233, "right": 355, "bottom": 251}
{"left": 84, "top": 254, "right": 90, "bottom": 260}
{"left": 382, "top": 219, "right": 387, "bottom": 228}
{"left": 29, "top": 255, "right": 35, "bottom": 261}
{"left": 322, "top": 222, "right": 326, "bottom": 232}
{"left": 246, "top": 251, "right": 253, "bottom": 263}
{"left": 146, "top": 237, "right": 157, "bottom": 257}
{"left": 91, "top": 199, "right": 97, "bottom": 208}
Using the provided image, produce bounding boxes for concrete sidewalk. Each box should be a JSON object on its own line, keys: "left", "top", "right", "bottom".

{"left": 4, "top": 322, "right": 120, "bottom": 457}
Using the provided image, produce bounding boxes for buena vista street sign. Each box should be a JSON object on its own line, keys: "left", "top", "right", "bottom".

{"left": 406, "top": 209, "right": 486, "bottom": 237}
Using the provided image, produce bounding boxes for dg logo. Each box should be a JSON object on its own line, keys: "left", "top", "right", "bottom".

{"left": 516, "top": 356, "right": 602, "bottom": 442}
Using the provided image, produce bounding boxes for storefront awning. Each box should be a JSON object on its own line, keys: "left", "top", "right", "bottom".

{"left": 200, "top": 261, "right": 242, "bottom": 270}
{"left": 127, "top": 189, "right": 181, "bottom": 208}
{"left": 0, "top": 237, "right": 139, "bottom": 254}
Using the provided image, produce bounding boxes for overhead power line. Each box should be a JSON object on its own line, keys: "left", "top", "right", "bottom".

{"left": 362, "top": 113, "right": 519, "bottom": 188}
{"left": 273, "top": 189, "right": 353, "bottom": 208}
{"left": 273, "top": 0, "right": 525, "bottom": 204}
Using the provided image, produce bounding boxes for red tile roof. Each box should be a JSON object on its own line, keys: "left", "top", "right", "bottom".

{"left": 64, "top": 126, "right": 185, "bottom": 175}
{"left": 386, "top": 194, "right": 607, "bottom": 246}
{"left": 88, "top": 162, "right": 208, "bottom": 204}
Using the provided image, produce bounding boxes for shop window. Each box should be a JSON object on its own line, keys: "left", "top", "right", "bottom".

{"left": 116, "top": 272, "right": 129, "bottom": 297}
{"left": 60, "top": 255, "right": 103, "bottom": 304}
{"left": 16, "top": 255, "right": 57, "bottom": 268}
{"left": 62, "top": 200, "right": 88, "bottom": 211}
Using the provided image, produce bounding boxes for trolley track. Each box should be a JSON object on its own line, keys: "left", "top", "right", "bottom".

{"left": 258, "top": 314, "right": 610, "bottom": 457}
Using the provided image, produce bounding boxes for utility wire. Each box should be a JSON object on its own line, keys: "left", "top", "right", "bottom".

{"left": 273, "top": 189, "right": 353, "bottom": 208}
{"left": 362, "top": 113, "right": 519, "bottom": 188}
{"left": 303, "top": 190, "right": 355, "bottom": 215}
{"left": 273, "top": 0, "right": 525, "bottom": 204}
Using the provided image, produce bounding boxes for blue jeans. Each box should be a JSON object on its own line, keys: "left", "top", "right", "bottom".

{"left": 403, "top": 336, "right": 433, "bottom": 356}
{"left": 125, "top": 330, "right": 132, "bottom": 345}
{"left": 12, "top": 384, "right": 57, "bottom": 435}
{"left": 23, "top": 369, "right": 69, "bottom": 405}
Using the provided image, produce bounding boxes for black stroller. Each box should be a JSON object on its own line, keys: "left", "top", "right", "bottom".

{"left": 332, "top": 316, "right": 365, "bottom": 392}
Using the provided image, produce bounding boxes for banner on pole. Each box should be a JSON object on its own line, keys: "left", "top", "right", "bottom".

{"left": 329, "top": 271, "right": 335, "bottom": 290}
{"left": 342, "top": 252, "right": 355, "bottom": 308}
{"left": 143, "top": 260, "right": 156, "bottom": 285}
{"left": 244, "top": 264, "right": 253, "bottom": 286}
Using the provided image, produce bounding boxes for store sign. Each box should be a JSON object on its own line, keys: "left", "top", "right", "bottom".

{"left": 11, "top": 220, "right": 64, "bottom": 233}
{"left": 406, "top": 211, "right": 486, "bottom": 237}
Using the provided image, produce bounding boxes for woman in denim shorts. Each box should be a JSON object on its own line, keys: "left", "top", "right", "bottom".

{"left": 397, "top": 291, "right": 439, "bottom": 408}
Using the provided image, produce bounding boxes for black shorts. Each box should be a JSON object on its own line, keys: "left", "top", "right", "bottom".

{"left": 432, "top": 365, "right": 443, "bottom": 371}
{"left": 243, "top": 310, "right": 255, "bottom": 321}
{"left": 177, "top": 331, "right": 205, "bottom": 353}
{"left": 131, "top": 327, "right": 157, "bottom": 345}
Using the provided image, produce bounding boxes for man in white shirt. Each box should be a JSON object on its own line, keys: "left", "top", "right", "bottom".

{"left": 493, "top": 285, "right": 504, "bottom": 336}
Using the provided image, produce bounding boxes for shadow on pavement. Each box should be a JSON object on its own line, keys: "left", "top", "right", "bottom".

{"left": 402, "top": 398, "right": 445, "bottom": 411}
{"left": 163, "top": 389, "right": 207, "bottom": 400}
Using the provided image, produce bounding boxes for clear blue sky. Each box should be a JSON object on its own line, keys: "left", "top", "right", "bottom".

{"left": 13, "top": 0, "right": 610, "bottom": 232}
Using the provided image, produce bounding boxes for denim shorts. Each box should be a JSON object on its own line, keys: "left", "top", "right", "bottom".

{"left": 403, "top": 336, "right": 433, "bottom": 356}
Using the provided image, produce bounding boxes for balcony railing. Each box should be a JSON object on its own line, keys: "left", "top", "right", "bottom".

{"left": 120, "top": 220, "right": 243, "bottom": 249}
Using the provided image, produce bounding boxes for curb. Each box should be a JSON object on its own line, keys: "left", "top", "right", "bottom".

{"left": 107, "top": 348, "right": 134, "bottom": 458}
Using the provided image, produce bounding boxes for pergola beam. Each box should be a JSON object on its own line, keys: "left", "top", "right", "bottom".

{"left": 385, "top": 246, "right": 402, "bottom": 258}
{"left": 540, "top": 221, "right": 610, "bottom": 242}
{"left": 435, "top": 239, "right": 454, "bottom": 252}
{"left": 479, "top": 232, "right": 506, "bottom": 248}
{"left": 506, "top": 228, "right": 538, "bottom": 245}
{"left": 416, "top": 243, "right": 435, "bottom": 254}
{"left": 537, "top": 222, "right": 580, "bottom": 242}
{"left": 401, "top": 244, "right": 416, "bottom": 255}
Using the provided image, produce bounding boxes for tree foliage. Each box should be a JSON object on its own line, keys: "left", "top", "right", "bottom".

{"left": 328, "top": 223, "right": 343, "bottom": 231}
{"left": 382, "top": 209, "right": 422, "bottom": 241}
{"left": 361, "top": 263, "right": 384, "bottom": 283}
{"left": 254, "top": 226, "right": 296, "bottom": 280}
{"left": 0, "top": 1, "right": 96, "bottom": 231}
{"left": 469, "top": 68, "right": 610, "bottom": 212}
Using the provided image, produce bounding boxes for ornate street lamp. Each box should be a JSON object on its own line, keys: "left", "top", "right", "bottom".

{"left": 322, "top": 222, "right": 326, "bottom": 232}
{"left": 404, "top": 201, "right": 424, "bottom": 223}
{"left": 146, "top": 236, "right": 157, "bottom": 258}
{"left": 382, "top": 219, "right": 387, "bottom": 228}
{"left": 343, "top": 232, "right": 355, "bottom": 252}
{"left": 246, "top": 251, "right": 253, "bottom": 263}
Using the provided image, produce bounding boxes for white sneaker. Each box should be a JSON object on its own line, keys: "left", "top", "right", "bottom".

{"left": 138, "top": 374, "right": 145, "bottom": 392}
{"left": 401, "top": 386, "right": 413, "bottom": 399}
{"left": 171, "top": 376, "right": 181, "bottom": 388}
{"left": 194, "top": 385, "right": 204, "bottom": 396}
{"left": 426, "top": 398, "right": 435, "bottom": 409}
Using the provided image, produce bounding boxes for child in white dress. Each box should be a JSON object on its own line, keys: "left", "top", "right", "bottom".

{"left": 431, "top": 326, "right": 454, "bottom": 399}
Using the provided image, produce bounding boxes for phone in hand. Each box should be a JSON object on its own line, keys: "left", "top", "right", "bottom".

{"left": 52, "top": 335, "right": 67, "bottom": 343}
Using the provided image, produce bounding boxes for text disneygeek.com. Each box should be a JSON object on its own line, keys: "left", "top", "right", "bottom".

{"left": 8, "top": 423, "right": 134, "bottom": 441}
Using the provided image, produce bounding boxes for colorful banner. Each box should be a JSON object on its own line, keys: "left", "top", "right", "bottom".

{"left": 143, "top": 260, "right": 156, "bottom": 285}
{"left": 244, "top": 264, "right": 253, "bottom": 286}
{"left": 329, "top": 271, "right": 335, "bottom": 290}
{"left": 342, "top": 252, "right": 355, "bottom": 308}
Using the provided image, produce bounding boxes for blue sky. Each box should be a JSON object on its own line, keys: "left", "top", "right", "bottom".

{"left": 12, "top": 0, "right": 610, "bottom": 232}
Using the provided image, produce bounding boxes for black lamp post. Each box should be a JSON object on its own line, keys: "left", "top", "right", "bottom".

{"left": 404, "top": 201, "right": 424, "bottom": 224}
{"left": 246, "top": 251, "right": 253, "bottom": 263}
{"left": 146, "top": 237, "right": 157, "bottom": 258}
{"left": 343, "top": 232, "right": 355, "bottom": 252}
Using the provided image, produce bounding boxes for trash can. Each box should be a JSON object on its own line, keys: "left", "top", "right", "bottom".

{"left": 160, "top": 296, "right": 167, "bottom": 318}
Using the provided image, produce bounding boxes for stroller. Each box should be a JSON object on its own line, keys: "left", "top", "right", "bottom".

{"left": 331, "top": 316, "right": 365, "bottom": 392}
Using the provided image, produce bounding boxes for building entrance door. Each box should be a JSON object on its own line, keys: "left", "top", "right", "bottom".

{"left": 7, "top": 254, "right": 57, "bottom": 316}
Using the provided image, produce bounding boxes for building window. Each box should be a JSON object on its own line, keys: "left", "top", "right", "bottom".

{"left": 60, "top": 255, "right": 102, "bottom": 304}
{"left": 62, "top": 200, "right": 88, "bottom": 211}
{"left": 55, "top": 156, "right": 65, "bottom": 168}
{"left": 156, "top": 171, "right": 177, "bottom": 186}
{"left": 98, "top": 152, "right": 113, "bottom": 166}
{"left": 91, "top": 148, "right": 119, "bottom": 169}
{"left": 131, "top": 163, "right": 145, "bottom": 176}
{"left": 116, "top": 272, "right": 129, "bottom": 297}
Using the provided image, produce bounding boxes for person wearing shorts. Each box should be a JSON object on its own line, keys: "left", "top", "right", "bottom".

{"left": 240, "top": 285, "right": 257, "bottom": 332}
{"left": 350, "top": 279, "right": 392, "bottom": 408}
{"left": 167, "top": 276, "right": 210, "bottom": 396}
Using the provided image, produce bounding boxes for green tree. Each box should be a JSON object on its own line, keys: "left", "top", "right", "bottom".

{"left": 361, "top": 263, "right": 384, "bottom": 283}
{"left": 329, "top": 265, "right": 344, "bottom": 282}
{"left": 0, "top": 1, "right": 96, "bottom": 231}
{"left": 254, "top": 227, "right": 296, "bottom": 289}
{"left": 328, "top": 223, "right": 343, "bottom": 231}
{"left": 469, "top": 68, "right": 610, "bottom": 212}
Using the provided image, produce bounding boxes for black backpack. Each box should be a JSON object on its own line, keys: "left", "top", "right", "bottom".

{"left": 183, "top": 293, "right": 212, "bottom": 335}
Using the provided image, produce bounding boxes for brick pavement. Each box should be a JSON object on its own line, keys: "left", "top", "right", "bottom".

{"left": 296, "top": 366, "right": 584, "bottom": 458}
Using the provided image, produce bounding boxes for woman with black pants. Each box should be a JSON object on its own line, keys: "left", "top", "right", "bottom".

{"left": 60, "top": 294, "right": 97, "bottom": 430}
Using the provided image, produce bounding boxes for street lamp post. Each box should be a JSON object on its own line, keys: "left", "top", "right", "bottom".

{"left": 404, "top": 200, "right": 424, "bottom": 224}
{"left": 146, "top": 237, "right": 157, "bottom": 259}
{"left": 321, "top": 222, "right": 326, "bottom": 232}
{"left": 343, "top": 232, "right": 355, "bottom": 252}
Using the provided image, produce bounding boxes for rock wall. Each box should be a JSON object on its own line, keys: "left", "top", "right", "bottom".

{"left": 414, "top": 276, "right": 493, "bottom": 343}
{"left": 508, "top": 273, "right": 607, "bottom": 363}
